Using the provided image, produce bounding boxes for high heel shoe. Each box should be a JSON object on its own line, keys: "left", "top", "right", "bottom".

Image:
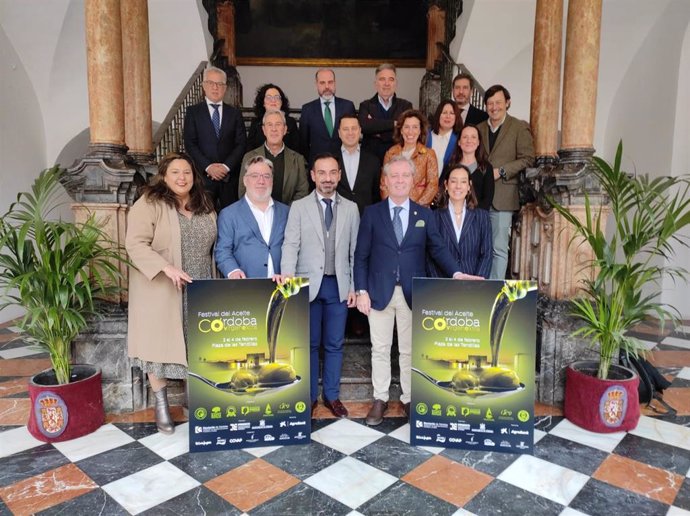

{"left": 153, "top": 386, "right": 175, "bottom": 435}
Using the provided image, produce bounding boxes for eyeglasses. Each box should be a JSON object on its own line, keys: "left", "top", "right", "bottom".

{"left": 265, "top": 95, "right": 282, "bottom": 102}
{"left": 204, "top": 80, "right": 227, "bottom": 88}
{"left": 246, "top": 173, "right": 273, "bottom": 181}
{"left": 263, "top": 122, "right": 285, "bottom": 129}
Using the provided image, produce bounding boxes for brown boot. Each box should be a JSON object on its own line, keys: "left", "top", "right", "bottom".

{"left": 365, "top": 399, "right": 388, "bottom": 426}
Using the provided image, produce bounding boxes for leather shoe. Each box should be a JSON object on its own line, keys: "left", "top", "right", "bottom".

{"left": 403, "top": 402, "right": 411, "bottom": 418}
{"left": 366, "top": 399, "right": 388, "bottom": 426}
{"left": 324, "top": 399, "right": 348, "bottom": 418}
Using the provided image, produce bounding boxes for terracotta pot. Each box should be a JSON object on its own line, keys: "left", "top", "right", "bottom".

{"left": 27, "top": 365, "right": 104, "bottom": 442}
{"left": 564, "top": 360, "right": 640, "bottom": 433}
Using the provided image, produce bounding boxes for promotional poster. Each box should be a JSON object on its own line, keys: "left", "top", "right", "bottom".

{"left": 410, "top": 279, "right": 537, "bottom": 454}
{"left": 187, "top": 278, "right": 311, "bottom": 452}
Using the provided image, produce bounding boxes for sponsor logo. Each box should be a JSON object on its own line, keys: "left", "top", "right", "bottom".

{"left": 226, "top": 406, "right": 237, "bottom": 417}
{"left": 431, "top": 404, "right": 442, "bottom": 416}
{"left": 264, "top": 404, "right": 273, "bottom": 416}
{"left": 211, "top": 406, "right": 222, "bottom": 419}
{"left": 500, "top": 409, "right": 513, "bottom": 417}
{"left": 465, "top": 435, "right": 478, "bottom": 445}
{"left": 194, "top": 407, "right": 207, "bottom": 420}
{"left": 241, "top": 405, "right": 260, "bottom": 416}
{"left": 195, "top": 441, "right": 212, "bottom": 446}
{"left": 421, "top": 315, "right": 480, "bottom": 331}
{"left": 499, "top": 440, "right": 511, "bottom": 448}
{"left": 511, "top": 429, "right": 529, "bottom": 436}
{"left": 280, "top": 421, "right": 287, "bottom": 428}
{"left": 461, "top": 406, "right": 481, "bottom": 417}
{"left": 416, "top": 435, "right": 432, "bottom": 441}
{"left": 289, "top": 420, "right": 306, "bottom": 427}
{"left": 448, "top": 437, "right": 463, "bottom": 443}
{"left": 436, "top": 434, "right": 446, "bottom": 443}
{"left": 416, "top": 403, "right": 428, "bottom": 415}
{"left": 251, "top": 419, "right": 273, "bottom": 430}
{"left": 295, "top": 401, "right": 307, "bottom": 413}
{"left": 446, "top": 405, "right": 457, "bottom": 417}
{"left": 229, "top": 422, "right": 251, "bottom": 431}
{"left": 264, "top": 434, "right": 275, "bottom": 442}
{"left": 198, "top": 316, "right": 258, "bottom": 333}
{"left": 279, "top": 402, "right": 290, "bottom": 410}
{"left": 195, "top": 426, "right": 203, "bottom": 434}
{"left": 517, "top": 410, "right": 530, "bottom": 422}
{"left": 484, "top": 408, "right": 494, "bottom": 421}
{"left": 279, "top": 434, "right": 290, "bottom": 440}
{"left": 516, "top": 441, "right": 529, "bottom": 450}
{"left": 500, "top": 428, "right": 508, "bottom": 435}
{"left": 471, "top": 423, "right": 494, "bottom": 434}
{"left": 227, "top": 438, "right": 243, "bottom": 444}
{"left": 483, "top": 439, "right": 495, "bottom": 446}
{"left": 216, "top": 437, "right": 227, "bottom": 445}
{"left": 295, "top": 431, "right": 307, "bottom": 440}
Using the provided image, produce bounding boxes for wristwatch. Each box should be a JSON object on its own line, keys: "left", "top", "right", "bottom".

{"left": 356, "top": 290, "right": 368, "bottom": 296}
{"left": 499, "top": 167, "right": 507, "bottom": 179}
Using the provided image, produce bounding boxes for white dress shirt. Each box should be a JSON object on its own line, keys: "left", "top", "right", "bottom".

{"left": 341, "top": 145, "right": 361, "bottom": 189}
{"left": 245, "top": 196, "right": 276, "bottom": 277}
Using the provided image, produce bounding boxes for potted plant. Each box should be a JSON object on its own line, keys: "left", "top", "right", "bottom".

{"left": 550, "top": 142, "right": 690, "bottom": 432}
{"left": 0, "top": 166, "right": 126, "bottom": 442}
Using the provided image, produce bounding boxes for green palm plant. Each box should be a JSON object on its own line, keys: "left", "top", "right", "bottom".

{"left": 0, "top": 166, "right": 127, "bottom": 384}
{"left": 550, "top": 141, "right": 690, "bottom": 380}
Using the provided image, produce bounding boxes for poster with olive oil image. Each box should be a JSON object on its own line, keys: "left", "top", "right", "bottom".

{"left": 186, "top": 278, "right": 310, "bottom": 452}
{"left": 411, "top": 279, "right": 537, "bottom": 454}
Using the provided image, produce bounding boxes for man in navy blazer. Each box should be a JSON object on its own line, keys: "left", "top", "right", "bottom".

{"left": 452, "top": 73, "right": 489, "bottom": 126}
{"left": 300, "top": 69, "right": 356, "bottom": 167}
{"left": 354, "top": 156, "right": 469, "bottom": 426}
{"left": 215, "top": 156, "right": 289, "bottom": 279}
{"left": 184, "top": 66, "right": 246, "bottom": 211}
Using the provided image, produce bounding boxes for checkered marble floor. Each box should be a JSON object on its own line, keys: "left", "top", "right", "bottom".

{"left": 1, "top": 321, "right": 689, "bottom": 515}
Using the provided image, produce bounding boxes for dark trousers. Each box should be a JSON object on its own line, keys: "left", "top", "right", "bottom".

{"left": 204, "top": 175, "right": 237, "bottom": 211}
{"left": 309, "top": 276, "right": 347, "bottom": 402}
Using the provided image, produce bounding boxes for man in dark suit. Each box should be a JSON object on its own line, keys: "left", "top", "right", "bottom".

{"left": 452, "top": 73, "right": 489, "bottom": 126}
{"left": 354, "top": 156, "right": 470, "bottom": 426}
{"left": 215, "top": 156, "right": 289, "bottom": 279}
{"left": 300, "top": 69, "right": 356, "bottom": 166}
{"left": 239, "top": 110, "right": 310, "bottom": 206}
{"left": 477, "top": 85, "right": 535, "bottom": 280}
{"left": 336, "top": 114, "right": 380, "bottom": 215}
{"left": 358, "top": 63, "right": 413, "bottom": 163}
{"left": 183, "top": 66, "right": 246, "bottom": 210}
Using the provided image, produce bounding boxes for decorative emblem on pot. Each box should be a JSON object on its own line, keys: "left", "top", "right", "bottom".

{"left": 598, "top": 385, "right": 628, "bottom": 428}
{"left": 34, "top": 391, "right": 69, "bottom": 438}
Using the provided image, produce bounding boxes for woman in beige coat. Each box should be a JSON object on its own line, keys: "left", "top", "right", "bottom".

{"left": 380, "top": 109, "right": 439, "bottom": 207}
{"left": 126, "top": 152, "right": 216, "bottom": 434}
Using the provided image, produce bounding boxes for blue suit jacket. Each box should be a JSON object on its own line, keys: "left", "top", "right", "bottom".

{"left": 426, "top": 130, "right": 459, "bottom": 170}
{"left": 299, "top": 97, "right": 356, "bottom": 165}
{"left": 354, "top": 200, "right": 460, "bottom": 309}
{"left": 428, "top": 207, "right": 493, "bottom": 278}
{"left": 215, "top": 197, "right": 289, "bottom": 278}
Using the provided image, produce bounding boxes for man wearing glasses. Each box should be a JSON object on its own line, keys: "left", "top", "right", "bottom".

{"left": 184, "top": 66, "right": 246, "bottom": 210}
{"left": 240, "top": 110, "right": 309, "bottom": 206}
{"left": 215, "top": 156, "right": 289, "bottom": 280}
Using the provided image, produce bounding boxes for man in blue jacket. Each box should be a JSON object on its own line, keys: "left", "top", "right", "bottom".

{"left": 354, "top": 156, "right": 470, "bottom": 426}
{"left": 215, "top": 156, "right": 289, "bottom": 279}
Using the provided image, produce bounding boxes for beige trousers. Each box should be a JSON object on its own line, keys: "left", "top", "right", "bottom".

{"left": 368, "top": 286, "right": 412, "bottom": 404}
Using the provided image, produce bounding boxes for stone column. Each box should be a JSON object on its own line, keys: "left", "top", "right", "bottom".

{"left": 560, "top": 0, "right": 603, "bottom": 160}
{"left": 84, "top": 0, "right": 126, "bottom": 155}
{"left": 529, "top": 0, "right": 563, "bottom": 165}
{"left": 121, "top": 0, "right": 155, "bottom": 165}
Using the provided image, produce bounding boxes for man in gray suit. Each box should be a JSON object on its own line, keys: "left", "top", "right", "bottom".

{"left": 240, "top": 110, "right": 310, "bottom": 206}
{"left": 281, "top": 153, "right": 360, "bottom": 418}
{"left": 216, "top": 156, "right": 289, "bottom": 279}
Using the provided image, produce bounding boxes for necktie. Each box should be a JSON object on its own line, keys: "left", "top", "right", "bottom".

{"left": 323, "top": 198, "right": 333, "bottom": 230}
{"left": 211, "top": 104, "right": 221, "bottom": 138}
{"left": 393, "top": 206, "right": 403, "bottom": 245}
{"left": 324, "top": 101, "right": 334, "bottom": 137}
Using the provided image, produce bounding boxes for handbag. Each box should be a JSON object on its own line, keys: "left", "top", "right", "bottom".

{"left": 620, "top": 352, "right": 676, "bottom": 415}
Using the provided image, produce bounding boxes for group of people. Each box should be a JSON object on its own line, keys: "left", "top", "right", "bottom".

{"left": 126, "top": 63, "right": 535, "bottom": 434}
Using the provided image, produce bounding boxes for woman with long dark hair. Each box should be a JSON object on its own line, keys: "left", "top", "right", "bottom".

{"left": 126, "top": 152, "right": 216, "bottom": 434}
{"left": 441, "top": 124, "right": 494, "bottom": 211}
{"left": 429, "top": 164, "right": 492, "bottom": 278}
{"left": 427, "top": 99, "right": 462, "bottom": 176}
{"left": 246, "top": 83, "right": 299, "bottom": 151}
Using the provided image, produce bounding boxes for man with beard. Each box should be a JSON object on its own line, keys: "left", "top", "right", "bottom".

{"left": 452, "top": 73, "right": 488, "bottom": 126}
{"left": 300, "top": 69, "right": 356, "bottom": 166}
{"left": 215, "top": 156, "right": 289, "bottom": 280}
{"left": 281, "top": 154, "right": 360, "bottom": 418}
